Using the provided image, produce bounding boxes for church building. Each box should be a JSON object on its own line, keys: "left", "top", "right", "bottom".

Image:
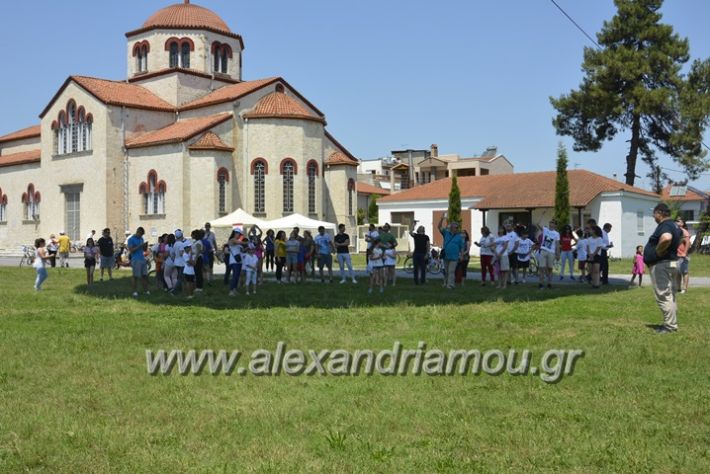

{"left": 0, "top": 0, "right": 359, "bottom": 248}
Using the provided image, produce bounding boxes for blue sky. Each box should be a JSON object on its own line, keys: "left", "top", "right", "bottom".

{"left": 1, "top": 0, "right": 708, "bottom": 190}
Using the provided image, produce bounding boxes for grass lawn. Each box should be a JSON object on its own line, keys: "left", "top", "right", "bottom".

{"left": 1, "top": 267, "right": 709, "bottom": 472}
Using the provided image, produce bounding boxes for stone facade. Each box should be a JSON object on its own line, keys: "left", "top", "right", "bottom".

{"left": 0, "top": 1, "right": 358, "bottom": 250}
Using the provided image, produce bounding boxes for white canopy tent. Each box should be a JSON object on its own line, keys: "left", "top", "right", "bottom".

{"left": 209, "top": 208, "right": 267, "bottom": 229}
{"left": 260, "top": 213, "right": 336, "bottom": 231}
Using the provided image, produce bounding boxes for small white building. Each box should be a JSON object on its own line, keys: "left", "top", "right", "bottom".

{"left": 377, "top": 169, "right": 661, "bottom": 258}
{"left": 661, "top": 184, "right": 708, "bottom": 233}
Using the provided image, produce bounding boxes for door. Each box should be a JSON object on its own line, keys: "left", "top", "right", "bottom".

{"left": 65, "top": 191, "right": 80, "bottom": 241}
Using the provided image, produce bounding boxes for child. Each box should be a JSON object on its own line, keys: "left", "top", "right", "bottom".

{"left": 243, "top": 244, "right": 259, "bottom": 295}
{"left": 514, "top": 231, "right": 534, "bottom": 284}
{"left": 368, "top": 240, "right": 385, "bottom": 294}
{"left": 384, "top": 244, "right": 397, "bottom": 286}
{"left": 32, "top": 238, "right": 49, "bottom": 291}
{"left": 183, "top": 241, "right": 196, "bottom": 299}
{"left": 494, "top": 227, "right": 509, "bottom": 289}
{"left": 83, "top": 238, "right": 99, "bottom": 285}
{"left": 575, "top": 230, "right": 588, "bottom": 283}
{"left": 630, "top": 245, "right": 645, "bottom": 287}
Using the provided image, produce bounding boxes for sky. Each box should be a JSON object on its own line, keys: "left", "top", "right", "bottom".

{"left": 1, "top": 0, "right": 709, "bottom": 191}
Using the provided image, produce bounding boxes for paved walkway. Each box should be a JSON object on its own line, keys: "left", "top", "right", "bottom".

{"left": 3, "top": 256, "right": 709, "bottom": 288}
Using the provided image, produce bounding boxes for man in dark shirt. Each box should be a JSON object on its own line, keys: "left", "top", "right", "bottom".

{"left": 409, "top": 221, "right": 431, "bottom": 284}
{"left": 97, "top": 228, "right": 115, "bottom": 281}
{"left": 644, "top": 203, "right": 682, "bottom": 333}
{"left": 334, "top": 224, "right": 356, "bottom": 284}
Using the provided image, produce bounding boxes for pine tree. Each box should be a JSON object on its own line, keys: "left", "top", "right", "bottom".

{"left": 550, "top": 0, "right": 710, "bottom": 187}
{"left": 554, "top": 143, "right": 571, "bottom": 226}
{"left": 368, "top": 195, "right": 379, "bottom": 224}
{"left": 448, "top": 175, "right": 462, "bottom": 225}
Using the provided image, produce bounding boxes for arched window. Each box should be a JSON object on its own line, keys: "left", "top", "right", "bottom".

{"left": 348, "top": 179, "right": 355, "bottom": 216}
{"left": 22, "top": 184, "right": 40, "bottom": 221}
{"left": 181, "top": 43, "right": 191, "bottom": 69}
{"left": 253, "top": 160, "right": 266, "bottom": 214}
{"left": 78, "top": 109, "right": 86, "bottom": 152}
{"left": 86, "top": 114, "right": 93, "bottom": 151}
{"left": 0, "top": 188, "right": 7, "bottom": 223}
{"left": 140, "top": 45, "right": 148, "bottom": 71}
{"left": 220, "top": 48, "right": 228, "bottom": 74}
{"left": 307, "top": 161, "right": 318, "bottom": 214}
{"left": 169, "top": 42, "right": 179, "bottom": 68}
{"left": 67, "top": 102, "right": 78, "bottom": 153}
{"left": 282, "top": 160, "right": 295, "bottom": 214}
{"left": 217, "top": 168, "right": 229, "bottom": 214}
{"left": 140, "top": 171, "right": 165, "bottom": 215}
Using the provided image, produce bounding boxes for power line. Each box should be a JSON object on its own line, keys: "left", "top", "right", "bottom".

{"left": 660, "top": 166, "right": 710, "bottom": 177}
{"left": 548, "top": 0, "right": 600, "bottom": 49}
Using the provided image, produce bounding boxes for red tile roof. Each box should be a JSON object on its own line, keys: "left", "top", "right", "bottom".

{"left": 325, "top": 151, "right": 358, "bottom": 167}
{"left": 179, "top": 77, "right": 280, "bottom": 111}
{"left": 40, "top": 76, "right": 175, "bottom": 117}
{"left": 188, "top": 131, "right": 234, "bottom": 151}
{"left": 243, "top": 91, "right": 325, "bottom": 123}
{"left": 379, "top": 170, "right": 660, "bottom": 208}
{"left": 357, "top": 182, "right": 390, "bottom": 195}
{"left": 126, "top": 2, "right": 243, "bottom": 46}
{"left": 128, "top": 67, "right": 239, "bottom": 84}
{"left": 0, "top": 149, "right": 41, "bottom": 168}
{"left": 660, "top": 184, "right": 708, "bottom": 202}
{"left": 126, "top": 113, "right": 232, "bottom": 149}
{"left": 0, "top": 125, "right": 41, "bottom": 144}
{"left": 324, "top": 130, "right": 359, "bottom": 166}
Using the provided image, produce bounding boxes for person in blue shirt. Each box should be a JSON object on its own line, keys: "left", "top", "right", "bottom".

{"left": 438, "top": 213, "right": 466, "bottom": 289}
{"left": 127, "top": 226, "right": 150, "bottom": 297}
{"left": 314, "top": 226, "right": 335, "bottom": 283}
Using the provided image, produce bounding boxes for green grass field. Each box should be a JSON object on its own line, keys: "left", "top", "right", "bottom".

{"left": 1, "top": 267, "right": 709, "bottom": 472}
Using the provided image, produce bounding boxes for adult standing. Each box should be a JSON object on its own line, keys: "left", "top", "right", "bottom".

{"left": 203, "top": 222, "right": 217, "bottom": 283}
{"left": 558, "top": 225, "right": 576, "bottom": 280}
{"left": 334, "top": 223, "right": 357, "bottom": 284}
{"left": 437, "top": 213, "right": 466, "bottom": 289}
{"left": 314, "top": 226, "right": 335, "bottom": 283}
{"left": 274, "top": 230, "right": 287, "bottom": 283}
{"left": 97, "top": 228, "right": 114, "bottom": 281}
{"left": 127, "top": 227, "right": 150, "bottom": 298}
{"left": 505, "top": 223, "right": 520, "bottom": 285}
{"left": 379, "top": 223, "right": 397, "bottom": 250}
{"left": 409, "top": 221, "right": 431, "bottom": 285}
{"left": 46, "top": 234, "right": 58, "bottom": 268}
{"left": 264, "top": 230, "right": 275, "bottom": 272}
{"left": 57, "top": 231, "right": 71, "bottom": 268}
{"left": 364, "top": 223, "right": 379, "bottom": 264}
{"left": 675, "top": 218, "right": 690, "bottom": 294}
{"left": 455, "top": 230, "right": 471, "bottom": 286}
{"left": 600, "top": 223, "right": 613, "bottom": 284}
{"left": 172, "top": 229, "right": 186, "bottom": 292}
{"left": 475, "top": 226, "right": 496, "bottom": 286}
{"left": 644, "top": 203, "right": 682, "bottom": 333}
{"left": 537, "top": 219, "right": 560, "bottom": 289}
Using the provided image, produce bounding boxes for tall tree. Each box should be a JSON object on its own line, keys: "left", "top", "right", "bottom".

{"left": 368, "top": 195, "right": 380, "bottom": 224}
{"left": 448, "top": 175, "right": 462, "bottom": 225}
{"left": 554, "top": 143, "right": 571, "bottom": 226}
{"left": 550, "top": 0, "right": 710, "bottom": 187}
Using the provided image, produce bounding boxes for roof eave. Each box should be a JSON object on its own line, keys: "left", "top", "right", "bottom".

{"left": 125, "top": 26, "right": 244, "bottom": 49}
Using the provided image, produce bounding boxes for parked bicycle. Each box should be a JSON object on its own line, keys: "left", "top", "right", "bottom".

{"left": 403, "top": 246, "right": 443, "bottom": 274}
{"left": 18, "top": 245, "right": 35, "bottom": 267}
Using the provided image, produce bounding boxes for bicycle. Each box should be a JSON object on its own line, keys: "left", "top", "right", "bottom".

{"left": 19, "top": 245, "right": 35, "bottom": 267}
{"left": 403, "top": 247, "right": 443, "bottom": 274}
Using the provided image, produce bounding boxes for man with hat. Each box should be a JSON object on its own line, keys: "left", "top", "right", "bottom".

{"left": 644, "top": 203, "right": 682, "bottom": 333}
{"left": 57, "top": 230, "right": 71, "bottom": 268}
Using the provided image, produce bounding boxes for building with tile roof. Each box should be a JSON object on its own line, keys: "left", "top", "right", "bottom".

{"left": 0, "top": 1, "right": 358, "bottom": 249}
{"left": 660, "top": 184, "right": 709, "bottom": 224}
{"left": 377, "top": 170, "right": 661, "bottom": 257}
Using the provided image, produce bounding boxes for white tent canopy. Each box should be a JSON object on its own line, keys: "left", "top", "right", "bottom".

{"left": 260, "top": 213, "right": 336, "bottom": 231}
{"left": 209, "top": 208, "right": 267, "bottom": 228}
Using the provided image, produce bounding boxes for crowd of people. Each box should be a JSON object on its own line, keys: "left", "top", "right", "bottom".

{"left": 27, "top": 211, "right": 694, "bottom": 303}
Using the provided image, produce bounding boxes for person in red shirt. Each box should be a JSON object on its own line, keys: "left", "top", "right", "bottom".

{"left": 559, "top": 225, "right": 577, "bottom": 280}
{"left": 675, "top": 218, "right": 691, "bottom": 294}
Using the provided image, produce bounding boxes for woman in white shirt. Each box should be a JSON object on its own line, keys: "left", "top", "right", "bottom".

{"left": 586, "top": 226, "right": 604, "bottom": 288}
{"left": 33, "top": 238, "right": 50, "bottom": 291}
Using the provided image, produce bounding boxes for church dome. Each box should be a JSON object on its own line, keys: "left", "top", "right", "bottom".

{"left": 140, "top": 1, "right": 232, "bottom": 36}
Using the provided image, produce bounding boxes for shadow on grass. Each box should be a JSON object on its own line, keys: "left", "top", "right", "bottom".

{"left": 72, "top": 273, "right": 629, "bottom": 310}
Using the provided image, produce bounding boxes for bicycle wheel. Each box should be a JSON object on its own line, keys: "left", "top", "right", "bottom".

{"left": 403, "top": 256, "right": 414, "bottom": 273}
{"left": 429, "top": 260, "right": 442, "bottom": 274}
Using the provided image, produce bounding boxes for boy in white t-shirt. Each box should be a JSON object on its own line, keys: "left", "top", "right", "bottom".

{"left": 242, "top": 245, "right": 259, "bottom": 295}
{"left": 537, "top": 220, "right": 560, "bottom": 289}
{"left": 368, "top": 241, "right": 385, "bottom": 294}
{"left": 182, "top": 241, "right": 196, "bottom": 299}
{"left": 514, "top": 231, "right": 534, "bottom": 284}
{"left": 575, "top": 230, "right": 588, "bottom": 282}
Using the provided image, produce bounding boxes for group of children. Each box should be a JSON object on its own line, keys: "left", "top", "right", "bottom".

{"left": 366, "top": 240, "right": 398, "bottom": 294}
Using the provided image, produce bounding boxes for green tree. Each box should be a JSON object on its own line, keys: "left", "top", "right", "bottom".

{"left": 554, "top": 143, "right": 571, "bottom": 226}
{"left": 368, "top": 195, "right": 380, "bottom": 224}
{"left": 448, "top": 175, "right": 462, "bottom": 225}
{"left": 550, "top": 0, "right": 710, "bottom": 187}
{"left": 356, "top": 208, "right": 365, "bottom": 226}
